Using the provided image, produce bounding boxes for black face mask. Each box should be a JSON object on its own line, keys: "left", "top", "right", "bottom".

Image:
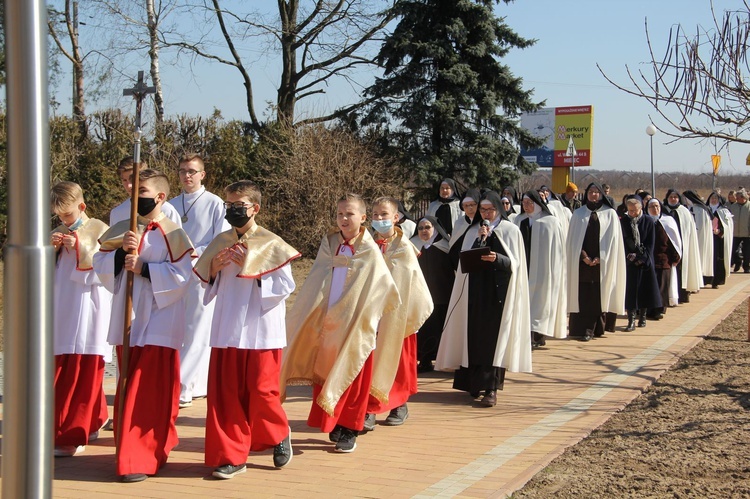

{"left": 225, "top": 205, "right": 251, "bottom": 228}
{"left": 137, "top": 196, "right": 158, "bottom": 217}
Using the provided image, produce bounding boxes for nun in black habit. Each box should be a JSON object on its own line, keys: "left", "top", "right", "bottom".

{"left": 443, "top": 191, "right": 517, "bottom": 407}
{"left": 410, "top": 216, "right": 454, "bottom": 372}
{"left": 426, "top": 178, "right": 464, "bottom": 236}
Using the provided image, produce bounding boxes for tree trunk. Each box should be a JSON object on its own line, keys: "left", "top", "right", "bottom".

{"left": 277, "top": 0, "right": 298, "bottom": 126}
{"left": 146, "top": 0, "right": 164, "bottom": 123}
{"left": 70, "top": 0, "right": 87, "bottom": 138}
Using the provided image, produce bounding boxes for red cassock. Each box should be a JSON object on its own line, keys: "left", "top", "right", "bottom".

{"left": 308, "top": 355, "right": 374, "bottom": 432}
{"left": 54, "top": 353, "right": 108, "bottom": 446}
{"left": 366, "top": 335, "right": 418, "bottom": 413}
{"left": 204, "top": 348, "right": 289, "bottom": 466}
{"left": 115, "top": 345, "right": 180, "bottom": 476}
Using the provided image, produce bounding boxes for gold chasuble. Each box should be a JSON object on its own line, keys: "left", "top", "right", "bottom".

{"left": 370, "top": 229, "right": 433, "bottom": 404}
{"left": 98, "top": 212, "right": 195, "bottom": 262}
{"left": 193, "top": 225, "right": 301, "bottom": 282}
{"left": 280, "top": 226, "right": 400, "bottom": 416}
{"left": 52, "top": 213, "right": 109, "bottom": 270}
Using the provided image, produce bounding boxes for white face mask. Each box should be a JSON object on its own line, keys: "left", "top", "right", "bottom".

{"left": 371, "top": 219, "right": 394, "bottom": 234}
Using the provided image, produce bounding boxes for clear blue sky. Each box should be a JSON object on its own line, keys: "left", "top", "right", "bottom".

{"left": 61, "top": 0, "right": 750, "bottom": 177}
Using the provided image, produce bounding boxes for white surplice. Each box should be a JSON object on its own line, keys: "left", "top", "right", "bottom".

{"left": 94, "top": 224, "right": 193, "bottom": 350}
{"left": 172, "top": 186, "right": 230, "bottom": 400}
{"left": 204, "top": 263, "right": 295, "bottom": 350}
{"left": 54, "top": 228, "right": 113, "bottom": 360}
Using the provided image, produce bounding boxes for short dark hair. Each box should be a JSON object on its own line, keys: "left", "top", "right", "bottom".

{"left": 225, "top": 180, "right": 261, "bottom": 205}
{"left": 139, "top": 168, "right": 170, "bottom": 197}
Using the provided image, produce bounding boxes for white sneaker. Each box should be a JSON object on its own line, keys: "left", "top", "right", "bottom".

{"left": 89, "top": 418, "right": 110, "bottom": 441}
{"left": 54, "top": 445, "right": 85, "bottom": 457}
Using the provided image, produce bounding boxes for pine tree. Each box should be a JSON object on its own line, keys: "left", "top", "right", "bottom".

{"left": 362, "top": 0, "right": 543, "bottom": 191}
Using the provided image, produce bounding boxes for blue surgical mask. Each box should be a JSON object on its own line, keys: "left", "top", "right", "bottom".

{"left": 67, "top": 217, "right": 83, "bottom": 231}
{"left": 371, "top": 219, "right": 393, "bottom": 234}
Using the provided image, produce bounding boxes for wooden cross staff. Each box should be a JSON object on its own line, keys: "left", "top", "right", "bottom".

{"left": 116, "top": 71, "right": 156, "bottom": 457}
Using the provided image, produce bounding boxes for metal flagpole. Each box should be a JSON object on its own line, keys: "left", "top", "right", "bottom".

{"left": 116, "top": 72, "right": 155, "bottom": 457}
{"left": 2, "top": 1, "right": 53, "bottom": 497}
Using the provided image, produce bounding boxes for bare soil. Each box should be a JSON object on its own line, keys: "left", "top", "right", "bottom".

{"left": 513, "top": 300, "right": 750, "bottom": 498}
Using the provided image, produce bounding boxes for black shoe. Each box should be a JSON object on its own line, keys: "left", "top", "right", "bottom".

{"left": 212, "top": 463, "right": 246, "bottom": 479}
{"left": 626, "top": 311, "right": 636, "bottom": 331}
{"left": 334, "top": 427, "right": 357, "bottom": 453}
{"left": 383, "top": 404, "right": 409, "bottom": 426}
{"left": 579, "top": 331, "right": 593, "bottom": 342}
{"left": 121, "top": 473, "right": 148, "bottom": 483}
{"left": 479, "top": 390, "right": 497, "bottom": 407}
{"left": 363, "top": 413, "right": 376, "bottom": 432}
{"left": 273, "top": 428, "right": 293, "bottom": 468}
{"left": 470, "top": 391, "right": 480, "bottom": 398}
{"left": 417, "top": 362, "right": 434, "bottom": 373}
{"left": 328, "top": 424, "right": 344, "bottom": 443}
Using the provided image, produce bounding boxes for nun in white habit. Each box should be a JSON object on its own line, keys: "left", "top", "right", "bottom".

{"left": 515, "top": 190, "right": 568, "bottom": 347}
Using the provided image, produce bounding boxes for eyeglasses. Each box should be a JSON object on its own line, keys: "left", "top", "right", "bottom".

{"left": 417, "top": 225, "right": 433, "bottom": 231}
{"left": 224, "top": 202, "right": 250, "bottom": 209}
{"left": 462, "top": 203, "right": 477, "bottom": 209}
{"left": 178, "top": 169, "right": 203, "bottom": 177}
{"left": 479, "top": 207, "right": 498, "bottom": 213}
{"left": 501, "top": 201, "right": 511, "bottom": 205}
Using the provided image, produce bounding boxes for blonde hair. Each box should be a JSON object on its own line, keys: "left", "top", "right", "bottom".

{"left": 225, "top": 180, "right": 261, "bottom": 205}
{"left": 51, "top": 181, "right": 84, "bottom": 211}
{"left": 372, "top": 196, "right": 399, "bottom": 213}
{"left": 139, "top": 168, "right": 170, "bottom": 197}
{"left": 178, "top": 152, "right": 205, "bottom": 171}
{"left": 337, "top": 193, "right": 366, "bottom": 214}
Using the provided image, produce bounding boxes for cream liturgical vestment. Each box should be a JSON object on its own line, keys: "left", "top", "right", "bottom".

{"left": 436, "top": 219, "right": 532, "bottom": 374}
{"left": 370, "top": 228, "right": 433, "bottom": 404}
{"left": 280, "top": 227, "right": 400, "bottom": 416}
{"left": 52, "top": 213, "right": 113, "bottom": 359}
{"left": 566, "top": 204, "right": 626, "bottom": 316}
{"left": 193, "top": 225, "right": 301, "bottom": 349}
{"left": 94, "top": 213, "right": 195, "bottom": 349}
{"left": 514, "top": 211, "right": 568, "bottom": 338}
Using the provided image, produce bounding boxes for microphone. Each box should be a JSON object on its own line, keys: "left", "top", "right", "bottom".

{"left": 479, "top": 219, "right": 490, "bottom": 247}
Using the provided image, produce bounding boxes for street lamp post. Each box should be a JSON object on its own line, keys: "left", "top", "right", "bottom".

{"left": 646, "top": 125, "right": 656, "bottom": 196}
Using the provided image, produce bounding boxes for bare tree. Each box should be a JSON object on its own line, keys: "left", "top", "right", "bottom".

{"left": 165, "top": 0, "right": 394, "bottom": 132}
{"left": 90, "top": 0, "right": 184, "bottom": 123}
{"left": 48, "top": 0, "right": 87, "bottom": 136}
{"left": 598, "top": 1, "right": 750, "bottom": 147}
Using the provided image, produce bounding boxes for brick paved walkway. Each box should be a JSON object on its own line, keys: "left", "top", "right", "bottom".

{"left": 2, "top": 274, "right": 749, "bottom": 498}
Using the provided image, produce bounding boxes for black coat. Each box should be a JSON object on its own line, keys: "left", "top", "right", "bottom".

{"left": 620, "top": 214, "right": 662, "bottom": 310}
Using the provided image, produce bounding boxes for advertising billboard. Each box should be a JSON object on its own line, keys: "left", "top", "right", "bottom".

{"left": 520, "top": 105, "right": 593, "bottom": 167}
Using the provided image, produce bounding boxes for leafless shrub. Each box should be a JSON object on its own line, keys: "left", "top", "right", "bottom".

{"left": 257, "top": 124, "right": 401, "bottom": 257}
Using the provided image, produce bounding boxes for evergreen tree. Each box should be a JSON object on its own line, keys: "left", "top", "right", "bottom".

{"left": 361, "top": 0, "right": 543, "bottom": 191}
